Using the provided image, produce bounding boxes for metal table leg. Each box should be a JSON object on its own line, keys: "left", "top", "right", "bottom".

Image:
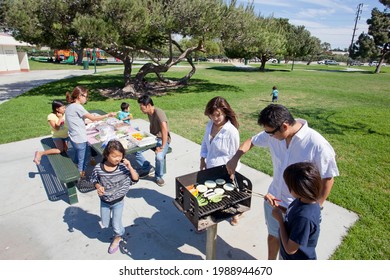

{"left": 206, "top": 224, "right": 217, "bottom": 260}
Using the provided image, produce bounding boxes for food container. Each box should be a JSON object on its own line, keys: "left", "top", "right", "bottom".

{"left": 128, "top": 130, "right": 157, "bottom": 147}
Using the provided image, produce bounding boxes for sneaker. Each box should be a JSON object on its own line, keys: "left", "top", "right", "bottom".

{"left": 108, "top": 236, "right": 122, "bottom": 254}
{"left": 156, "top": 177, "right": 165, "bottom": 187}
{"left": 139, "top": 167, "right": 155, "bottom": 178}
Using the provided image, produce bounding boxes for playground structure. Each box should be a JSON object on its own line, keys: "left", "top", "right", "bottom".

{"left": 53, "top": 48, "right": 107, "bottom": 64}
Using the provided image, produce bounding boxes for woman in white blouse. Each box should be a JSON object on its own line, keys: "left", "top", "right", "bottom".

{"left": 200, "top": 96, "right": 241, "bottom": 225}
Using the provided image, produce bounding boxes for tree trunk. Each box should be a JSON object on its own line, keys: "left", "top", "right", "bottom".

{"left": 259, "top": 55, "right": 267, "bottom": 71}
{"left": 75, "top": 48, "right": 84, "bottom": 65}
{"left": 123, "top": 55, "right": 133, "bottom": 86}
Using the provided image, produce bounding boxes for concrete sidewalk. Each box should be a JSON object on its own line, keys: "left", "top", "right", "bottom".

{"left": 0, "top": 68, "right": 123, "bottom": 104}
{"left": 0, "top": 119, "right": 358, "bottom": 260}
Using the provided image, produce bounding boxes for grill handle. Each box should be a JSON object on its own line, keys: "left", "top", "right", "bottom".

{"left": 235, "top": 172, "right": 252, "bottom": 191}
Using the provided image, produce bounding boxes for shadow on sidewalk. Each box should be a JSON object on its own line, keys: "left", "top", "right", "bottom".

{"left": 117, "top": 187, "right": 257, "bottom": 260}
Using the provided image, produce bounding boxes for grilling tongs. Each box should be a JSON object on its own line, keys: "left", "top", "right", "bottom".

{"left": 232, "top": 173, "right": 240, "bottom": 192}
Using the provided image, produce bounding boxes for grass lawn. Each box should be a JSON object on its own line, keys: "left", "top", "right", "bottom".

{"left": 0, "top": 61, "right": 389, "bottom": 259}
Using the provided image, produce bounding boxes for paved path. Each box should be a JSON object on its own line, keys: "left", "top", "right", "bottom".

{"left": 0, "top": 119, "right": 358, "bottom": 260}
{"left": 0, "top": 69, "right": 359, "bottom": 260}
{"left": 0, "top": 68, "right": 122, "bottom": 104}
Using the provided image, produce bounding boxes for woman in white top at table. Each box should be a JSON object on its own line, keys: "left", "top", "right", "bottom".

{"left": 65, "top": 86, "right": 116, "bottom": 177}
{"left": 199, "top": 96, "right": 241, "bottom": 225}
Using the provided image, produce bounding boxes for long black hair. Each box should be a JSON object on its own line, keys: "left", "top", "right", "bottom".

{"left": 51, "top": 100, "right": 65, "bottom": 113}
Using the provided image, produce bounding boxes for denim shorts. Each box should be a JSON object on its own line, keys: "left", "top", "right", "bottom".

{"left": 264, "top": 200, "right": 280, "bottom": 237}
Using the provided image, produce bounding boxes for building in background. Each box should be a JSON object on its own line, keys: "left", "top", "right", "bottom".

{"left": 0, "top": 33, "right": 31, "bottom": 73}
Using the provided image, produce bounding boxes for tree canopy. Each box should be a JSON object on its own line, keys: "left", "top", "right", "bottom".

{"left": 4, "top": 0, "right": 331, "bottom": 95}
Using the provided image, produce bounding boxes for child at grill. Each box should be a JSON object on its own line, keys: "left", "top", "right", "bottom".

{"left": 117, "top": 102, "right": 132, "bottom": 124}
{"left": 272, "top": 162, "right": 322, "bottom": 260}
{"left": 91, "top": 140, "right": 139, "bottom": 254}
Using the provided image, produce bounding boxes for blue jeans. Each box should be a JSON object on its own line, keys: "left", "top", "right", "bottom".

{"left": 69, "top": 140, "right": 89, "bottom": 172}
{"left": 135, "top": 138, "right": 169, "bottom": 180}
{"left": 100, "top": 199, "right": 125, "bottom": 237}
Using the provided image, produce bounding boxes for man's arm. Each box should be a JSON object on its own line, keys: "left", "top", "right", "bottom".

{"left": 319, "top": 177, "right": 334, "bottom": 206}
{"left": 156, "top": 121, "right": 169, "bottom": 153}
{"left": 226, "top": 137, "right": 254, "bottom": 175}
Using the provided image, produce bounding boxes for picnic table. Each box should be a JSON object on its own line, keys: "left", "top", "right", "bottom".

{"left": 87, "top": 110, "right": 158, "bottom": 156}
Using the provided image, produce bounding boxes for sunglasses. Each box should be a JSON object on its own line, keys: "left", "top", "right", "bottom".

{"left": 264, "top": 124, "right": 282, "bottom": 135}
{"left": 81, "top": 93, "right": 88, "bottom": 98}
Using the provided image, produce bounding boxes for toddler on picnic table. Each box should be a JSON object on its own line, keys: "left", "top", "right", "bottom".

{"left": 117, "top": 102, "right": 133, "bottom": 124}
{"left": 91, "top": 140, "right": 139, "bottom": 254}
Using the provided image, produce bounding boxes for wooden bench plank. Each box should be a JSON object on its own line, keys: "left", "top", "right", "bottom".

{"left": 40, "top": 137, "right": 80, "bottom": 204}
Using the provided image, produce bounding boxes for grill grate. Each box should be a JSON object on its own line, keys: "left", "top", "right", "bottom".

{"left": 174, "top": 165, "right": 253, "bottom": 230}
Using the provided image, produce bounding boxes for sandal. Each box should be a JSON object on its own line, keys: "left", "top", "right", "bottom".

{"left": 108, "top": 236, "right": 122, "bottom": 254}
{"left": 230, "top": 213, "right": 243, "bottom": 226}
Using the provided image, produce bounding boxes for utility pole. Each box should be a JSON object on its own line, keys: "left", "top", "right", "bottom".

{"left": 349, "top": 3, "right": 363, "bottom": 52}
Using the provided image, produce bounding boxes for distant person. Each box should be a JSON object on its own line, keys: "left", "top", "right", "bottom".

{"left": 117, "top": 102, "right": 132, "bottom": 124}
{"left": 65, "top": 86, "right": 116, "bottom": 177}
{"left": 271, "top": 86, "right": 278, "bottom": 102}
{"left": 272, "top": 162, "right": 322, "bottom": 260}
{"left": 33, "top": 100, "right": 69, "bottom": 165}
{"left": 136, "top": 95, "right": 171, "bottom": 187}
{"left": 200, "top": 96, "right": 241, "bottom": 225}
{"left": 91, "top": 140, "right": 139, "bottom": 254}
{"left": 227, "top": 104, "right": 339, "bottom": 259}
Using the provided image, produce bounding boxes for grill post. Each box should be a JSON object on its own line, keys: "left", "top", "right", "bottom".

{"left": 206, "top": 224, "right": 217, "bottom": 260}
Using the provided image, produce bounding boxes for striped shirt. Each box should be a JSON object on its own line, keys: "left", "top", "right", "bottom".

{"left": 91, "top": 162, "right": 137, "bottom": 204}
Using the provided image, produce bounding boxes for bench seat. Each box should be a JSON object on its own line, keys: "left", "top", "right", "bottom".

{"left": 40, "top": 137, "right": 80, "bottom": 204}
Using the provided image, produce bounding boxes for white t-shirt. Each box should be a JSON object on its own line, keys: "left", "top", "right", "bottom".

{"left": 200, "top": 119, "right": 241, "bottom": 170}
{"left": 251, "top": 119, "right": 339, "bottom": 208}
{"left": 65, "top": 103, "right": 89, "bottom": 143}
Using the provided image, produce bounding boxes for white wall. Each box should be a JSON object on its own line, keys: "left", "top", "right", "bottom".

{"left": 18, "top": 52, "right": 30, "bottom": 71}
{"left": 0, "top": 45, "right": 20, "bottom": 72}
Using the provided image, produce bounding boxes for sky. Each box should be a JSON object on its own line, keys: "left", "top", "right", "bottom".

{"left": 235, "top": 0, "right": 386, "bottom": 50}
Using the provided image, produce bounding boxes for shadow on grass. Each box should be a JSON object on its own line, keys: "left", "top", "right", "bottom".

{"left": 21, "top": 74, "right": 124, "bottom": 101}
{"left": 241, "top": 107, "right": 389, "bottom": 137}
{"left": 207, "top": 65, "right": 290, "bottom": 73}
{"left": 22, "top": 74, "right": 241, "bottom": 100}
{"left": 173, "top": 78, "right": 241, "bottom": 94}
{"left": 307, "top": 69, "right": 374, "bottom": 74}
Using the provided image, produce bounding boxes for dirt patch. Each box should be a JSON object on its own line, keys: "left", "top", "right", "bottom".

{"left": 98, "top": 82, "right": 185, "bottom": 99}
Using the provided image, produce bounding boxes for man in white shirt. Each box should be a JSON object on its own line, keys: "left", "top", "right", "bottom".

{"left": 227, "top": 104, "right": 339, "bottom": 260}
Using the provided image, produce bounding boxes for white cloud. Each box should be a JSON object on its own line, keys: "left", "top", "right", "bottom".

{"left": 250, "top": 0, "right": 292, "bottom": 7}
{"left": 297, "top": 8, "right": 336, "bottom": 19}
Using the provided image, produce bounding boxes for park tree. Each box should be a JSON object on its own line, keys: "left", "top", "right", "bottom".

{"left": 221, "top": 4, "right": 287, "bottom": 72}
{"left": 283, "top": 24, "right": 315, "bottom": 70}
{"left": 303, "top": 36, "right": 322, "bottom": 65}
{"left": 350, "top": 32, "right": 380, "bottom": 61}
{"left": 366, "top": 7, "right": 390, "bottom": 73}
{"left": 379, "top": 0, "right": 390, "bottom": 8}
{"left": 4, "top": 0, "right": 99, "bottom": 65}
{"left": 70, "top": 0, "right": 228, "bottom": 96}
{"left": 5, "top": 0, "right": 230, "bottom": 97}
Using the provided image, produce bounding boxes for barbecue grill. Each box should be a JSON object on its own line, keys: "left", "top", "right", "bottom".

{"left": 173, "top": 165, "right": 252, "bottom": 259}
